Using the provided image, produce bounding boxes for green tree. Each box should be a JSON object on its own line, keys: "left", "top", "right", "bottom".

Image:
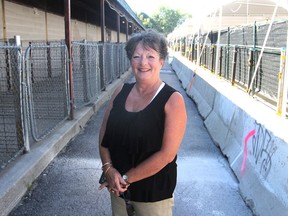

{"left": 137, "top": 12, "right": 158, "bottom": 29}
{"left": 137, "top": 7, "right": 189, "bottom": 36}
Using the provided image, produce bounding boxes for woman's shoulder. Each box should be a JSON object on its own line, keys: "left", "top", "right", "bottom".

{"left": 162, "top": 83, "right": 184, "bottom": 104}
{"left": 162, "top": 82, "right": 178, "bottom": 94}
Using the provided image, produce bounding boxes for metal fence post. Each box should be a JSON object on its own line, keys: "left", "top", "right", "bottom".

{"left": 203, "top": 45, "right": 207, "bottom": 68}
{"left": 211, "top": 44, "right": 215, "bottom": 73}
{"left": 276, "top": 48, "right": 287, "bottom": 116}
{"left": 64, "top": 0, "right": 74, "bottom": 120}
{"left": 81, "top": 40, "right": 89, "bottom": 103}
{"left": 225, "top": 27, "right": 230, "bottom": 79}
{"left": 247, "top": 47, "right": 255, "bottom": 92}
{"left": 219, "top": 46, "right": 223, "bottom": 77}
{"left": 192, "top": 39, "right": 195, "bottom": 62}
{"left": 231, "top": 46, "right": 238, "bottom": 85}
{"left": 15, "top": 35, "right": 30, "bottom": 153}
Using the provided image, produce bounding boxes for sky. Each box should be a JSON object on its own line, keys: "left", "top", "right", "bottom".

{"left": 125, "top": 0, "right": 194, "bottom": 16}
{"left": 125, "top": 0, "right": 232, "bottom": 17}
{"left": 125, "top": 0, "right": 288, "bottom": 18}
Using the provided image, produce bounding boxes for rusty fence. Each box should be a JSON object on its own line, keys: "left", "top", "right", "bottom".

{"left": 0, "top": 40, "right": 130, "bottom": 170}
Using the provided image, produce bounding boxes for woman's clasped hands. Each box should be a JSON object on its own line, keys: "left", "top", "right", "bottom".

{"left": 98, "top": 167, "right": 129, "bottom": 196}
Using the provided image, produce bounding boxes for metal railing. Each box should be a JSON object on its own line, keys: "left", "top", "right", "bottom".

{"left": 0, "top": 40, "right": 130, "bottom": 170}
{"left": 170, "top": 19, "right": 288, "bottom": 116}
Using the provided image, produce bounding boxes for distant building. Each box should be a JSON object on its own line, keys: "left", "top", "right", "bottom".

{"left": 169, "top": 0, "right": 288, "bottom": 39}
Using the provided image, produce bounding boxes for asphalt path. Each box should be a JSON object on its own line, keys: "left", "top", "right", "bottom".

{"left": 9, "top": 64, "right": 253, "bottom": 216}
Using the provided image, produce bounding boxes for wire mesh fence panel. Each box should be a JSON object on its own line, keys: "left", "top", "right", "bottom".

{"left": 0, "top": 45, "right": 24, "bottom": 169}
{"left": 252, "top": 48, "right": 281, "bottom": 101}
{"left": 230, "top": 25, "right": 254, "bottom": 46}
{"left": 85, "top": 43, "right": 101, "bottom": 102}
{"left": 123, "top": 43, "right": 130, "bottom": 72}
{"left": 112, "top": 44, "right": 119, "bottom": 79}
{"left": 170, "top": 19, "right": 287, "bottom": 114}
{"left": 71, "top": 42, "right": 130, "bottom": 109}
{"left": 203, "top": 45, "right": 207, "bottom": 67}
{"left": 119, "top": 44, "right": 125, "bottom": 75}
{"left": 206, "top": 45, "right": 214, "bottom": 72}
{"left": 97, "top": 43, "right": 106, "bottom": 91}
{"left": 226, "top": 45, "right": 233, "bottom": 80}
{"left": 221, "top": 46, "right": 228, "bottom": 77}
{"left": 219, "top": 21, "right": 284, "bottom": 104}
{"left": 105, "top": 43, "right": 114, "bottom": 85}
{"left": 72, "top": 42, "right": 101, "bottom": 109}
{"left": 256, "top": 21, "right": 288, "bottom": 48}
{"left": 24, "top": 42, "right": 69, "bottom": 142}
{"left": 0, "top": 39, "right": 131, "bottom": 171}
{"left": 234, "top": 47, "right": 250, "bottom": 87}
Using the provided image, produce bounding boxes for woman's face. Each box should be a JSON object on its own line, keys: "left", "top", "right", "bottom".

{"left": 131, "top": 42, "right": 164, "bottom": 82}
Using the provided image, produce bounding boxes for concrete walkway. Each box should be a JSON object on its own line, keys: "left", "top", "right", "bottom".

{"left": 8, "top": 63, "right": 253, "bottom": 216}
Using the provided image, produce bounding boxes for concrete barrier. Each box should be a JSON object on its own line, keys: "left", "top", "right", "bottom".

{"left": 170, "top": 53, "right": 288, "bottom": 216}
{"left": 170, "top": 56, "right": 216, "bottom": 119}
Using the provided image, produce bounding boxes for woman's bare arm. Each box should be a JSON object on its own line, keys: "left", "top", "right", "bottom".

{"left": 98, "top": 84, "right": 127, "bottom": 195}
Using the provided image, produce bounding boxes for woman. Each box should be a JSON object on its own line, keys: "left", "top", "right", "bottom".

{"left": 98, "top": 30, "right": 187, "bottom": 216}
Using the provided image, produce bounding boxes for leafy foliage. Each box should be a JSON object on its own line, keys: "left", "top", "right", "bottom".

{"left": 137, "top": 7, "right": 189, "bottom": 36}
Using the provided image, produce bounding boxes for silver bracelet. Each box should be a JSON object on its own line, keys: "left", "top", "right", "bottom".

{"left": 101, "top": 162, "right": 112, "bottom": 170}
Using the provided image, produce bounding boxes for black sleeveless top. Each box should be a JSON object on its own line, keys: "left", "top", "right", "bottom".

{"left": 102, "top": 82, "right": 177, "bottom": 202}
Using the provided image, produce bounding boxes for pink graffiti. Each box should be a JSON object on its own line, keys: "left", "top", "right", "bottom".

{"left": 188, "top": 69, "right": 197, "bottom": 93}
{"left": 241, "top": 129, "right": 256, "bottom": 174}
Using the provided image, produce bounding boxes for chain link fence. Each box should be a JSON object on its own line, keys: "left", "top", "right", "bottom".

{"left": 24, "top": 41, "right": 70, "bottom": 143}
{"left": 72, "top": 41, "right": 102, "bottom": 109}
{"left": 0, "top": 43, "right": 24, "bottom": 169}
{"left": 0, "top": 40, "right": 130, "bottom": 170}
{"left": 72, "top": 42, "right": 129, "bottom": 109}
{"left": 105, "top": 43, "right": 126, "bottom": 85}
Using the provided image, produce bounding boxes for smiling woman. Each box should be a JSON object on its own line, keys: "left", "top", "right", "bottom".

{"left": 98, "top": 30, "right": 187, "bottom": 216}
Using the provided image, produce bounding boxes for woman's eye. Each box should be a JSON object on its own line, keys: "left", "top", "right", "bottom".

{"left": 133, "top": 56, "right": 140, "bottom": 59}
{"left": 148, "top": 56, "right": 155, "bottom": 59}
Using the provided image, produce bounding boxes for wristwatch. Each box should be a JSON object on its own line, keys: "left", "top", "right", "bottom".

{"left": 122, "top": 174, "right": 131, "bottom": 184}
